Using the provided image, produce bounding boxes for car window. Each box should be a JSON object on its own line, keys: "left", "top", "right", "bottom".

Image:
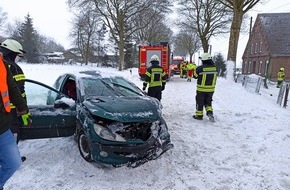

{"left": 25, "top": 81, "right": 59, "bottom": 106}
{"left": 112, "top": 78, "right": 143, "bottom": 96}
{"left": 82, "top": 77, "right": 143, "bottom": 98}
{"left": 54, "top": 75, "right": 67, "bottom": 90}
{"left": 83, "top": 78, "right": 116, "bottom": 97}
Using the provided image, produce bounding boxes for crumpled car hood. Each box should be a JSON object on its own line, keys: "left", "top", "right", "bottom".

{"left": 82, "top": 96, "right": 161, "bottom": 122}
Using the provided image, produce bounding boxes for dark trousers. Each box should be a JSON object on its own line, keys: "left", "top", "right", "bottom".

{"left": 195, "top": 91, "right": 214, "bottom": 116}
{"left": 277, "top": 80, "right": 283, "bottom": 88}
{"left": 148, "top": 86, "right": 162, "bottom": 101}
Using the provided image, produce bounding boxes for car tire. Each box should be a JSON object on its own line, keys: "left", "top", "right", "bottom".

{"left": 78, "top": 131, "right": 93, "bottom": 162}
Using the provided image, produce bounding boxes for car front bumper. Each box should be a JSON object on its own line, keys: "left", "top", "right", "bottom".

{"left": 90, "top": 136, "right": 173, "bottom": 168}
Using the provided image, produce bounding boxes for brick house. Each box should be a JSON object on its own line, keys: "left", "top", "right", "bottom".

{"left": 242, "top": 13, "right": 290, "bottom": 81}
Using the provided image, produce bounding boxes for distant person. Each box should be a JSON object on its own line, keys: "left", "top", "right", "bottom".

{"left": 186, "top": 62, "right": 196, "bottom": 82}
{"left": 277, "top": 67, "right": 285, "bottom": 88}
{"left": 142, "top": 55, "right": 167, "bottom": 101}
{"left": 192, "top": 53, "right": 217, "bottom": 122}
{"left": 180, "top": 61, "right": 187, "bottom": 78}
{"left": 0, "top": 39, "right": 28, "bottom": 162}
{"left": 130, "top": 68, "right": 132, "bottom": 75}
{"left": 0, "top": 53, "right": 31, "bottom": 190}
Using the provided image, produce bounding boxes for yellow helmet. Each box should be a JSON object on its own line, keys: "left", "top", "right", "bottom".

{"left": 280, "top": 67, "right": 284, "bottom": 71}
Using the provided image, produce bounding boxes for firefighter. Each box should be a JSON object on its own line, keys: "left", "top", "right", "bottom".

{"left": 192, "top": 53, "right": 217, "bottom": 121}
{"left": 186, "top": 62, "right": 196, "bottom": 82}
{"left": 0, "top": 53, "right": 31, "bottom": 190}
{"left": 142, "top": 55, "right": 167, "bottom": 101}
{"left": 180, "top": 61, "right": 187, "bottom": 78}
{"left": 277, "top": 67, "right": 285, "bottom": 88}
{"left": 0, "top": 39, "right": 29, "bottom": 162}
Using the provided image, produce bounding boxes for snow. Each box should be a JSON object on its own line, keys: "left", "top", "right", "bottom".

{"left": 6, "top": 62, "right": 290, "bottom": 190}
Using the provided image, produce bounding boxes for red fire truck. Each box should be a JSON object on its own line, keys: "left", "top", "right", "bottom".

{"left": 138, "top": 42, "right": 171, "bottom": 80}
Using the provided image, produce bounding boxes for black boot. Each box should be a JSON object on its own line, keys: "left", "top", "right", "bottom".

{"left": 193, "top": 115, "right": 203, "bottom": 120}
{"left": 207, "top": 112, "right": 215, "bottom": 122}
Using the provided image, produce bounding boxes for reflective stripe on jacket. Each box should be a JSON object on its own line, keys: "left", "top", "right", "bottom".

{"left": 8, "top": 62, "right": 26, "bottom": 108}
{"left": 0, "top": 55, "right": 11, "bottom": 112}
{"left": 143, "top": 65, "right": 167, "bottom": 88}
{"left": 277, "top": 71, "right": 285, "bottom": 81}
{"left": 193, "top": 64, "right": 217, "bottom": 92}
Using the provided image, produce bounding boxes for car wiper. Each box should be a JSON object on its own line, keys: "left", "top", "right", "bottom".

{"left": 111, "top": 82, "right": 143, "bottom": 96}
{"left": 100, "top": 79, "right": 124, "bottom": 96}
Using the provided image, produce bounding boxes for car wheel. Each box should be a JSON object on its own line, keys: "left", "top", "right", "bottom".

{"left": 78, "top": 131, "right": 93, "bottom": 162}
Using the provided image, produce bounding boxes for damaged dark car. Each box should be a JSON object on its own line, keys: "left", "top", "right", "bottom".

{"left": 20, "top": 70, "right": 173, "bottom": 167}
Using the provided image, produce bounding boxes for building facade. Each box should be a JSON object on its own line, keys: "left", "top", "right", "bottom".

{"left": 242, "top": 13, "right": 290, "bottom": 81}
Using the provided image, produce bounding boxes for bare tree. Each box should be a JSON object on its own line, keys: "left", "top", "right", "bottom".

{"left": 173, "top": 31, "right": 201, "bottom": 63}
{"left": 133, "top": 10, "right": 173, "bottom": 45}
{"left": 69, "top": 8, "right": 104, "bottom": 65}
{"left": 217, "top": 0, "right": 262, "bottom": 62}
{"left": 68, "top": 0, "right": 172, "bottom": 71}
{"left": 178, "top": 0, "right": 231, "bottom": 53}
{"left": 0, "top": 8, "right": 7, "bottom": 35}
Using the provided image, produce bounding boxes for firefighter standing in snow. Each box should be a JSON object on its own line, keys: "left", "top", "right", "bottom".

{"left": 186, "top": 62, "right": 196, "bottom": 82}
{"left": 0, "top": 52, "right": 31, "bottom": 190}
{"left": 192, "top": 53, "right": 217, "bottom": 120}
{"left": 0, "top": 39, "right": 29, "bottom": 162}
{"left": 277, "top": 67, "right": 285, "bottom": 88}
{"left": 143, "top": 55, "right": 167, "bottom": 101}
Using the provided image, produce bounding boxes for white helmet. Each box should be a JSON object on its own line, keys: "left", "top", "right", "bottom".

{"left": 150, "top": 54, "right": 159, "bottom": 62}
{"left": 199, "top": 53, "right": 212, "bottom": 61}
{"left": 0, "top": 39, "right": 26, "bottom": 54}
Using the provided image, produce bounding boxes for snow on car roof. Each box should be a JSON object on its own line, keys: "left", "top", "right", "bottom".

{"left": 69, "top": 69, "right": 123, "bottom": 79}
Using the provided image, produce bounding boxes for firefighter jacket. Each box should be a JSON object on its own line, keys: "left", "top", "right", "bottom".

{"left": 277, "top": 71, "right": 285, "bottom": 81}
{"left": 193, "top": 59, "right": 217, "bottom": 92}
{"left": 143, "top": 62, "right": 167, "bottom": 88}
{"left": 6, "top": 58, "right": 26, "bottom": 108}
{"left": 186, "top": 63, "right": 196, "bottom": 71}
{"left": 0, "top": 55, "right": 28, "bottom": 135}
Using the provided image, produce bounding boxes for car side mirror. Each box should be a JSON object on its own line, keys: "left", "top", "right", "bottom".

{"left": 54, "top": 98, "right": 75, "bottom": 109}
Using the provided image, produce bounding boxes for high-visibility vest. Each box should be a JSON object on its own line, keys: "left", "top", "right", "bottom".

{"left": 0, "top": 54, "right": 11, "bottom": 112}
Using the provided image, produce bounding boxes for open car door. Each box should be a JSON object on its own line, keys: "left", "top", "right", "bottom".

{"left": 18, "top": 79, "right": 76, "bottom": 140}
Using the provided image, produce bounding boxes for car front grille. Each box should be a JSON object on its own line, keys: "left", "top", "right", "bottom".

{"left": 115, "top": 122, "right": 152, "bottom": 141}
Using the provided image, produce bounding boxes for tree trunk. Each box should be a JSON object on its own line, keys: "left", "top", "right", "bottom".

{"left": 118, "top": 40, "right": 125, "bottom": 71}
{"left": 227, "top": 11, "right": 243, "bottom": 62}
{"left": 201, "top": 37, "right": 209, "bottom": 53}
{"left": 189, "top": 53, "right": 194, "bottom": 63}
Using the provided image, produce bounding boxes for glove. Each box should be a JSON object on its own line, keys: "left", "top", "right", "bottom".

{"left": 21, "top": 112, "right": 32, "bottom": 127}
{"left": 142, "top": 86, "right": 146, "bottom": 91}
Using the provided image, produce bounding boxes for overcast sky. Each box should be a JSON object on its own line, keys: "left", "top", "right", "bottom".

{"left": 1, "top": 0, "right": 290, "bottom": 61}
{"left": 1, "top": 0, "right": 73, "bottom": 49}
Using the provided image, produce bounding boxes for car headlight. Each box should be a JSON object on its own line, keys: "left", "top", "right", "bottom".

{"left": 93, "top": 123, "right": 126, "bottom": 142}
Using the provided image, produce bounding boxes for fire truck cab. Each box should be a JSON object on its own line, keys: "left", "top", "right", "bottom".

{"left": 138, "top": 42, "right": 171, "bottom": 80}
{"left": 170, "top": 56, "right": 184, "bottom": 76}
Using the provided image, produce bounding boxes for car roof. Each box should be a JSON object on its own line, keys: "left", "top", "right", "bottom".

{"left": 64, "top": 70, "right": 123, "bottom": 80}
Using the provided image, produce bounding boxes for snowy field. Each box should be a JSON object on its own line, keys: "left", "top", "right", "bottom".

{"left": 5, "top": 62, "right": 290, "bottom": 190}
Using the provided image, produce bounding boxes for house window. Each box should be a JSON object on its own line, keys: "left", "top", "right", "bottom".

{"left": 248, "top": 61, "right": 251, "bottom": 73}
{"left": 251, "top": 44, "right": 254, "bottom": 54}
{"left": 258, "top": 60, "right": 262, "bottom": 74}
{"left": 265, "top": 60, "right": 269, "bottom": 76}
{"left": 253, "top": 61, "right": 256, "bottom": 73}
{"left": 255, "top": 43, "right": 258, "bottom": 54}
{"left": 259, "top": 42, "right": 262, "bottom": 53}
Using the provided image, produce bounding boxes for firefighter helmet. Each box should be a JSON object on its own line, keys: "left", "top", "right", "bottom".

{"left": 199, "top": 53, "right": 212, "bottom": 61}
{"left": 150, "top": 54, "right": 159, "bottom": 62}
{"left": 280, "top": 67, "right": 284, "bottom": 71}
{"left": 0, "top": 39, "right": 26, "bottom": 55}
